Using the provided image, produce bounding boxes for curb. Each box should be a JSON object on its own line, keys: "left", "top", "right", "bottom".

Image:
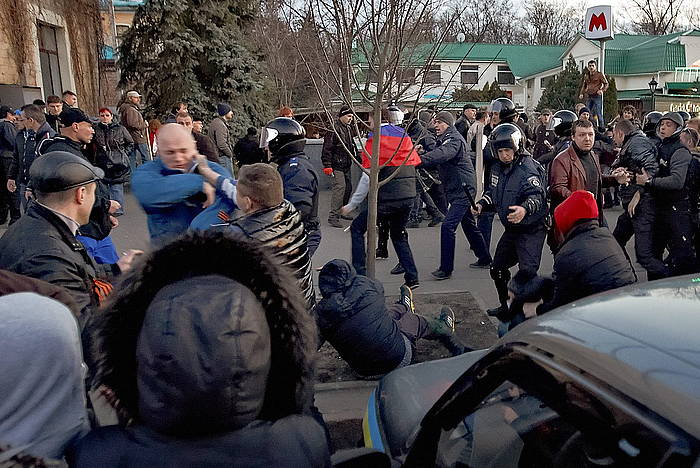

{"left": 315, "top": 380, "right": 378, "bottom": 392}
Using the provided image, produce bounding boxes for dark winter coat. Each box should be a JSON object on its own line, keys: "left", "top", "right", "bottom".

{"left": 536, "top": 137, "right": 570, "bottom": 166}
{"left": 539, "top": 220, "right": 635, "bottom": 313}
{"left": 454, "top": 115, "right": 473, "bottom": 140}
{"left": 533, "top": 123, "right": 557, "bottom": 159}
{"left": 317, "top": 259, "right": 406, "bottom": 377}
{"left": 688, "top": 151, "right": 700, "bottom": 223}
{"left": 612, "top": 130, "right": 658, "bottom": 205}
{"left": 93, "top": 122, "right": 133, "bottom": 184}
{"left": 234, "top": 134, "right": 267, "bottom": 166}
{"left": 0, "top": 119, "right": 16, "bottom": 156}
{"left": 277, "top": 150, "right": 320, "bottom": 233}
{"left": 37, "top": 136, "right": 113, "bottom": 240}
{"left": 193, "top": 131, "right": 220, "bottom": 164}
{"left": 0, "top": 269, "right": 79, "bottom": 318}
{"left": 479, "top": 152, "right": 548, "bottom": 230}
{"left": 321, "top": 120, "right": 356, "bottom": 171}
{"left": 229, "top": 200, "right": 315, "bottom": 309}
{"left": 70, "top": 232, "right": 328, "bottom": 467}
{"left": 9, "top": 124, "right": 55, "bottom": 184}
{"left": 208, "top": 116, "right": 234, "bottom": 160}
{"left": 650, "top": 132, "right": 692, "bottom": 205}
{"left": 419, "top": 125, "right": 477, "bottom": 203}
{"left": 0, "top": 202, "right": 118, "bottom": 325}
{"left": 118, "top": 102, "right": 147, "bottom": 144}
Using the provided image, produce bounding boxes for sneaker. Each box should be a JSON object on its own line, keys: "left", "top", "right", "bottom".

{"left": 428, "top": 215, "right": 445, "bottom": 227}
{"left": 427, "top": 306, "right": 456, "bottom": 336}
{"left": 341, "top": 214, "right": 354, "bottom": 220}
{"left": 404, "top": 279, "right": 420, "bottom": 290}
{"left": 328, "top": 218, "right": 344, "bottom": 228}
{"left": 431, "top": 269, "right": 451, "bottom": 280}
{"left": 390, "top": 263, "right": 405, "bottom": 275}
{"left": 399, "top": 284, "right": 415, "bottom": 312}
{"left": 375, "top": 248, "right": 389, "bottom": 260}
{"left": 469, "top": 260, "right": 491, "bottom": 269}
{"left": 406, "top": 220, "right": 421, "bottom": 228}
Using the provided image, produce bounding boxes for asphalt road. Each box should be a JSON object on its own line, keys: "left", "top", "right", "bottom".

{"left": 111, "top": 189, "right": 632, "bottom": 310}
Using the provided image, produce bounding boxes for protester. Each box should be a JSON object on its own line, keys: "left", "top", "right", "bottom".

{"left": 322, "top": 106, "right": 357, "bottom": 228}
{"left": 455, "top": 103, "right": 477, "bottom": 140}
{"left": 578, "top": 60, "right": 608, "bottom": 128}
{"left": 539, "top": 190, "right": 636, "bottom": 313}
{"left": 69, "top": 231, "right": 330, "bottom": 467}
{"left": 0, "top": 293, "right": 89, "bottom": 462}
{"left": 0, "top": 269, "right": 79, "bottom": 317}
{"left": 681, "top": 127, "right": 700, "bottom": 257}
{"left": 45, "top": 95, "right": 63, "bottom": 133}
{"left": 501, "top": 270, "right": 553, "bottom": 333}
{"left": 234, "top": 127, "right": 267, "bottom": 167}
{"left": 420, "top": 111, "right": 491, "bottom": 280}
{"left": 148, "top": 118, "right": 161, "bottom": 156}
{"left": 7, "top": 104, "right": 56, "bottom": 212}
{"left": 0, "top": 152, "right": 140, "bottom": 323}
{"left": 209, "top": 102, "right": 235, "bottom": 173}
{"left": 473, "top": 123, "right": 548, "bottom": 322}
{"left": 637, "top": 112, "right": 697, "bottom": 277}
{"left": 535, "top": 109, "right": 576, "bottom": 166}
{"left": 191, "top": 116, "right": 203, "bottom": 134}
{"left": 261, "top": 117, "right": 321, "bottom": 256}
{"left": 94, "top": 108, "right": 133, "bottom": 216}
{"left": 38, "top": 108, "right": 119, "bottom": 264}
{"left": 196, "top": 160, "right": 316, "bottom": 309}
{"left": 118, "top": 90, "right": 150, "bottom": 172}
{"left": 62, "top": 90, "right": 78, "bottom": 108}
{"left": 317, "top": 259, "right": 465, "bottom": 378}
{"left": 175, "top": 111, "right": 219, "bottom": 163}
{"left": 132, "top": 123, "right": 232, "bottom": 241}
{"left": 610, "top": 118, "right": 662, "bottom": 279}
{"left": 343, "top": 109, "right": 421, "bottom": 289}
{"left": 532, "top": 108, "right": 557, "bottom": 160}
{"left": 164, "top": 102, "right": 187, "bottom": 124}
{"left": 0, "top": 105, "right": 18, "bottom": 225}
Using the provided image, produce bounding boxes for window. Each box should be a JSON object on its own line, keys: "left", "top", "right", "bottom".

{"left": 397, "top": 68, "right": 415, "bottom": 84}
{"left": 423, "top": 65, "right": 441, "bottom": 84}
{"left": 497, "top": 65, "right": 515, "bottom": 85}
{"left": 541, "top": 76, "right": 555, "bottom": 89}
{"left": 38, "top": 24, "right": 64, "bottom": 98}
{"left": 461, "top": 65, "right": 479, "bottom": 85}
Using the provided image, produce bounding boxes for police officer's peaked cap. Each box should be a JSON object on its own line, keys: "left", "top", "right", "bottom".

{"left": 30, "top": 151, "right": 104, "bottom": 193}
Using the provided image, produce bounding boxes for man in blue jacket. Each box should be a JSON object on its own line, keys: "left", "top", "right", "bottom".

{"left": 132, "top": 124, "right": 233, "bottom": 242}
{"left": 419, "top": 111, "right": 491, "bottom": 280}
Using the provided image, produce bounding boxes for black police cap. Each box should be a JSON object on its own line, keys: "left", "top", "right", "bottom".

{"left": 59, "top": 108, "right": 91, "bottom": 127}
{"left": 30, "top": 151, "right": 104, "bottom": 193}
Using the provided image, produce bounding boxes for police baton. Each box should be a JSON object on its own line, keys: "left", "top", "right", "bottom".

{"left": 461, "top": 183, "right": 479, "bottom": 212}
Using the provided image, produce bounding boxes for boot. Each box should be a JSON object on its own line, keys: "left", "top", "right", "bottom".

{"left": 428, "top": 214, "right": 445, "bottom": 227}
{"left": 425, "top": 306, "right": 468, "bottom": 356}
{"left": 375, "top": 247, "right": 389, "bottom": 259}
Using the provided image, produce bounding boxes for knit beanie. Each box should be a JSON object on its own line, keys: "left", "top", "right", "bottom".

{"left": 217, "top": 103, "right": 232, "bottom": 116}
{"left": 434, "top": 111, "right": 455, "bottom": 127}
{"left": 579, "top": 106, "right": 591, "bottom": 116}
{"left": 338, "top": 106, "right": 352, "bottom": 118}
{"left": 554, "top": 190, "right": 598, "bottom": 237}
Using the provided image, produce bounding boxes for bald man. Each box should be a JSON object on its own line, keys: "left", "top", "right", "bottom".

{"left": 132, "top": 124, "right": 234, "bottom": 241}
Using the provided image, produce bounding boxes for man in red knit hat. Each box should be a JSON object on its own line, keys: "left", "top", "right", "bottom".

{"left": 539, "top": 190, "right": 635, "bottom": 313}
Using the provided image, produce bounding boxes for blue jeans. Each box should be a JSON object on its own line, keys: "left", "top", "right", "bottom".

{"left": 107, "top": 183, "right": 125, "bottom": 216}
{"left": 351, "top": 206, "right": 418, "bottom": 283}
{"left": 220, "top": 155, "right": 234, "bottom": 176}
{"left": 440, "top": 198, "right": 491, "bottom": 273}
{"left": 77, "top": 235, "right": 119, "bottom": 264}
{"left": 585, "top": 94, "right": 604, "bottom": 129}
{"left": 129, "top": 143, "right": 151, "bottom": 174}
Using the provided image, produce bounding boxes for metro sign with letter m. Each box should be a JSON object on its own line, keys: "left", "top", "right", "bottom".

{"left": 585, "top": 5, "right": 614, "bottom": 40}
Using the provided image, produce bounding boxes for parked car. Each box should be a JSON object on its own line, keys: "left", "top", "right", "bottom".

{"left": 363, "top": 275, "right": 700, "bottom": 467}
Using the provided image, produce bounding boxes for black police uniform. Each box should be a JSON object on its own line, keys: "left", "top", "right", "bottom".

{"left": 478, "top": 151, "right": 548, "bottom": 314}
{"left": 610, "top": 130, "right": 665, "bottom": 278}
{"left": 648, "top": 128, "right": 697, "bottom": 277}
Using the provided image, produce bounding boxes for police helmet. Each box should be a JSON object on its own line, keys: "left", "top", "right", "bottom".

{"left": 547, "top": 110, "right": 577, "bottom": 138}
{"left": 657, "top": 112, "right": 684, "bottom": 137}
{"left": 678, "top": 111, "right": 691, "bottom": 124}
{"left": 488, "top": 98, "right": 517, "bottom": 122}
{"left": 260, "top": 117, "right": 306, "bottom": 156}
{"left": 642, "top": 111, "right": 663, "bottom": 135}
{"left": 489, "top": 123, "right": 523, "bottom": 154}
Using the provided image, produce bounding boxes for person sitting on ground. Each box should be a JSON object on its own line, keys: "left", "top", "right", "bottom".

{"left": 132, "top": 123, "right": 233, "bottom": 241}
{"left": 316, "top": 259, "right": 466, "bottom": 379}
{"left": 0, "top": 293, "right": 89, "bottom": 464}
{"left": 538, "top": 190, "right": 636, "bottom": 314}
{"left": 194, "top": 159, "right": 315, "bottom": 309}
{"left": 68, "top": 231, "right": 329, "bottom": 467}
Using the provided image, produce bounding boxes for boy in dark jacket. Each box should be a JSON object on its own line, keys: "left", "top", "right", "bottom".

{"left": 317, "top": 259, "right": 465, "bottom": 378}
{"left": 539, "top": 190, "right": 635, "bottom": 314}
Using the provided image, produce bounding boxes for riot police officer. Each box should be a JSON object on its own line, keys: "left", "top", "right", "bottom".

{"left": 260, "top": 117, "right": 321, "bottom": 256}
{"left": 472, "top": 123, "right": 548, "bottom": 327}
{"left": 642, "top": 111, "right": 663, "bottom": 145}
{"left": 637, "top": 112, "right": 697, "bottom": 277}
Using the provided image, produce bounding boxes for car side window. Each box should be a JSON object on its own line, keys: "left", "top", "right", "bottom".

{"left": 435, "top": 380, "right": 606, "bottom": 468}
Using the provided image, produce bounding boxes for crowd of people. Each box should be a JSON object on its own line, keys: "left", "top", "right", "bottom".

{"left": 0, "top": 82, "right": 699, "bottom": 465}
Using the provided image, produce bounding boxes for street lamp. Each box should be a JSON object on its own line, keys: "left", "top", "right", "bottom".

{"left": 648, "top": 77, "right": 658, "bottom": 111}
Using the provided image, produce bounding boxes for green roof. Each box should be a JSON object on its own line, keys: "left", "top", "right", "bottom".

{"left": 616, "top": 89, "right": 650, "bottom": 100}
{"left": 584, "top": 30, "right": 698, "bottom": 75}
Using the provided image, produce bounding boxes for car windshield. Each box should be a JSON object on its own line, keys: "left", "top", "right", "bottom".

{"left": 436, "top": 381, "right": 616, "bottom": 467}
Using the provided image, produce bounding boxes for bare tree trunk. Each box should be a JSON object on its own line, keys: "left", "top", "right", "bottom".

{"left": 366, "top": 87, "right": 384, "bottom": 279}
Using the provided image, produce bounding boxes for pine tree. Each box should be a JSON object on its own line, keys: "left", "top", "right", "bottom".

{"left": 118, "top": 0, "right": 271, "bottom": 136}
{"left": 536, "top": 55, "right": 582, "bottom": 112}
{"left": 604, "top": 76, "right": 618, "bottom": 125}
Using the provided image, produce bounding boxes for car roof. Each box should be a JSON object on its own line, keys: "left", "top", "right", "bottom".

{"left": 501, "top": 274, "right": 700, "bottom": 438}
